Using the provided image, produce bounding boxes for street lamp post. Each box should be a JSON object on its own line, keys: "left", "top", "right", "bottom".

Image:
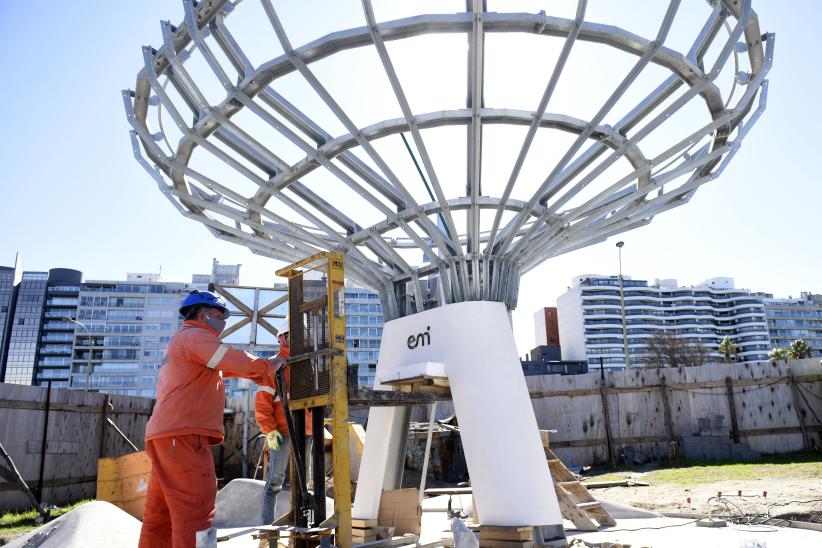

{"left": 616, "top": 241, "right": 631, "bottom": 369}
{"left": 62, "top": 317, "right": 94, "bottom": 392}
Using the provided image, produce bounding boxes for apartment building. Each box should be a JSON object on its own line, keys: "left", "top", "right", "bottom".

{"left": 69, "top": 276, "right": 192, "bottom": 395}
{"left": 762, "top": 292, "right": 822, "bottom": 356}
{"left": 344, "top": 286, "right": 384, "bottom": 387}
{"left": 557, "top": 275, "right": 771, "bottom": 370}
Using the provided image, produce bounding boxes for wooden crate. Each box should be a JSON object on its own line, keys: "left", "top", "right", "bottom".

{"left": 96, "top": 451, "right": 151, "bottom": 520}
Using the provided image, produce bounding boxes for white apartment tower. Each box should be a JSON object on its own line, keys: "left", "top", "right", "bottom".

{"left": 557, "top": 275, "right": 771, "bottom": 370}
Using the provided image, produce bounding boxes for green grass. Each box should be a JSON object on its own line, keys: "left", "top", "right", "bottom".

{"left": 585, "top": 450, "right": 822, "bottom": 487}
{"left": 0, "top": 499, "right": 92, "bottom": 540}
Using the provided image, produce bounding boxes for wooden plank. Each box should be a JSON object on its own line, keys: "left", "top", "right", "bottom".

{"left": 0, "top": 400, "right": 152, "bottom": 415}
{"left": 479, "top": 526, "right": 532, "bottom": 541}
{"left": 527, "top": 374, "right": 822, "bottom": 399}
{"left": 25, "top": 441, "right": 79, "bottom": 455}
{"left": 424, "top": 487, "right": 472, "bottom": 496}
{"left": 740, "top": 425, "right": 822, "bottom": 437}
{"left": 0, "top": 475, "right": 97, "bottom": 492}
{"left": 352, "top": 518, "right": 378, "bottom": 527}
{"left": 553, "top": 485, "right": 598, "bottom": 531}
{"left": 725, "top": 377, "right": 741, "bottom": 443}
{"left": 479, "top": 540, "right": 534, "bottom": 548}
{"left": 598, "top": 384, "right": 616, "bottom": 466}
{"left": 349, "top": 388, "right": 446, "bottom": 407}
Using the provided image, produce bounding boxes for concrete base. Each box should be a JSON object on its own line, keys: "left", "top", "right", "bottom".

{"left": 214, "top": 480, "right": 334, "bottom": 528}
{"left": 6, "top": 501, "right": 141, "bottom": 548}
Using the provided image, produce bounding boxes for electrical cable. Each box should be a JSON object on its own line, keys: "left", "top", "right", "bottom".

{"left": 797, "top": 383, "right": 822, "bottom": 401}
{"left": 601, "top": 518, "right": 702, "bottom": 532}
{"left": 399, "top": 132, "right": 453, "bottom": 243}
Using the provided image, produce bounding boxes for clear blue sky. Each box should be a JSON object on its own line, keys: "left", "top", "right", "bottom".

{"left": 0, "top": 1, "right": 819, "bottom": 355}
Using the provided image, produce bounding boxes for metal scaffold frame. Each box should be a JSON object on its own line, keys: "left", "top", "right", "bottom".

{"left": 125, "top": 0, "right": 772, "bottom": 317}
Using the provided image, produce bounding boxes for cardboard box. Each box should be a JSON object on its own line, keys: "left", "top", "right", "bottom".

{"left": 96, "top": 451, "right": 152, "bottom": 520}
{"left": 377, "top": 488, "right": 421, "bottom": 535}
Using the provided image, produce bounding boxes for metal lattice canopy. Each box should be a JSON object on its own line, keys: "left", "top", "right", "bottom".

{"left": 125, "top": 0, "right": 772, "bottom": 319}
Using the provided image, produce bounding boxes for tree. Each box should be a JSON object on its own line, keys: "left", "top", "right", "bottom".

{"left": 789, "top": 339, "right": 813, "bottom": 359}
{"left": 718, "top": 336, "right": 738, "bottom": 363}
{"left": 768, "top": 347, "right": 790, "bottom": 360}
{"left": 642, "top": 331, "right": 708, "bottom": 368}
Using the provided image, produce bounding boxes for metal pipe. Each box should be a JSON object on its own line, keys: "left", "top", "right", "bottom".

{"left": 242, "top": 382, "right": 249, "bottom": 478}
{"left": 36, "top": 380, "right": 52, "bottom": 503}
{"left": 419, "top": 401, "right": 438, "bottom": 506}
{"left": 616, "top": 241, "right": 631, "bottom": 369}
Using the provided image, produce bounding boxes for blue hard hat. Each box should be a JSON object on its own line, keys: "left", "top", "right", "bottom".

{"left": 179, "top": 290, "right": 229, "bottom": 316}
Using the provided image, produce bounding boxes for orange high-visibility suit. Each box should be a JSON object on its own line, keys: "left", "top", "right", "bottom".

{"left": 139, "top": 320, "right": 277, "bottom": 548}
{"left": 254, "top": 343, "right": 312, "bottom": 438}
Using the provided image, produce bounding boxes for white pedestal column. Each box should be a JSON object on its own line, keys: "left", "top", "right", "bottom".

{"left": 353, "top": 301, "right": 562, "bottom": 526}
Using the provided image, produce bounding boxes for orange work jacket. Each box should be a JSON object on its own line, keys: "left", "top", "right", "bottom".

{"left": 254, "top": 345, "right": 313, "bottom": 437}
{"left": 146, "top": 320, "right": 276, "bottom": 445}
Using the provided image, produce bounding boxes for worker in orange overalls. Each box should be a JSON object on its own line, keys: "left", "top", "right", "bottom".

{"left": 139, "top": 290, "right": 283, "bottom": 548}
{"left": 256, "top": 324, "right": 313, "bottom": 524}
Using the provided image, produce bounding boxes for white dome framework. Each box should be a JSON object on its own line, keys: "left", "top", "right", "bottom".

{"left": 125, "top": 0, "right": 772, "bottom": 319}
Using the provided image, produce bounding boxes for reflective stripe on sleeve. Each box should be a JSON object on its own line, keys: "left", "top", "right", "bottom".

{"left": 257, "top": 385, "right": 281, "bottom": 402}
{"left": 206, "top": 345, "right": 229, "bottom": 369}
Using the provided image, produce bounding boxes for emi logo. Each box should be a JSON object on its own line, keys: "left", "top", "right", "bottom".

{"left": 407, "top": 326, "right": 431, "bottom": 349}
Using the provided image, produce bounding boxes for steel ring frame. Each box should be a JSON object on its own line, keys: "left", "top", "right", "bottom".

{"left": 125, "top": 0, "right": 772, "bottom": 319}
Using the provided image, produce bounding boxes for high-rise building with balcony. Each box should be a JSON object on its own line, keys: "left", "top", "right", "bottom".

{"left": 761, "top": 292, "right": 822, "bottom": 356}
{"left": 3, "top": 268, "right": 82, "bottom": 385}
{"left": 69, "top": 277, "right": 192, "bottom": 396}
{"left": 556, "top": 275, "right": 771, "bottom": 371}
{"left": 36, "top": 269, "right": 83, "bottom": 387}
{"left": 344, "top": 286, "right": 384, "bottom": 387}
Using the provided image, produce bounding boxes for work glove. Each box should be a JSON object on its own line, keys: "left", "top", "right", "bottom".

{"left": 268, "top": 356, "right": 285, "bottom": 372}
{"left": 266, "top": 431, "right": 283, "bottom": 451}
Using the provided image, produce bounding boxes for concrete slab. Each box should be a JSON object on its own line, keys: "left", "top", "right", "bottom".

{"left": 215, "top": 479, "right": 270, "bottom": 527}
{"left": 6, "top": 501, "right": 141, "bottom": 548}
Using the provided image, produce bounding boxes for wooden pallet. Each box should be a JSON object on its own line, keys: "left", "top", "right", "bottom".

{"left": 540, "top": 431, "right": 615, "bottom": 531}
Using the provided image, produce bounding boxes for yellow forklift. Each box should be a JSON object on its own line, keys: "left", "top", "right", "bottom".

{"left": 262, "top": 252, "right": 353, "bottom": 548}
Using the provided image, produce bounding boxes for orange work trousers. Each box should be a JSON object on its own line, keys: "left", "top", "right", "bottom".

{"left": 138, "top": 435, "right": 217, "bottom": 548}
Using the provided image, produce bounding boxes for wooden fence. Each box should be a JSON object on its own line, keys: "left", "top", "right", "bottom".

{"left": 2, "top": 359, "right": 820, "bottom": 510}
{"left": 0, "top": 383, "right": 153, "bottom": 511}
{"left": 527, "top": 358, "right": 822, "bottom": 468}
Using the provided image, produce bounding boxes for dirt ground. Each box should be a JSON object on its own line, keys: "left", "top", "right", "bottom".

{"left": 587, "top": 473, "right": 822, "bottom": 523}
